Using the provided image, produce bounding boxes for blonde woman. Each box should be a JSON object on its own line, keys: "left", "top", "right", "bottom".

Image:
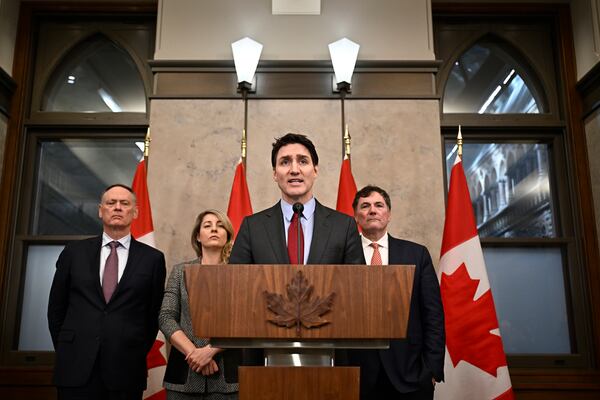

{"left": 159, "top": 210, "right": 238, "bottom": 400}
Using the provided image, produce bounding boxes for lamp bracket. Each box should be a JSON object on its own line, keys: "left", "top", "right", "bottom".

{"left": 332, "top": 77, "right": 352, "bottom": 93}
{"left": 237, "top": 76, "right": 257, "bottom": 93}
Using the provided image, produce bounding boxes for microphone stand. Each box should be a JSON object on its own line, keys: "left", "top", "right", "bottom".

{"left": 292, "top": 203, "right": 304, "bottom": 264}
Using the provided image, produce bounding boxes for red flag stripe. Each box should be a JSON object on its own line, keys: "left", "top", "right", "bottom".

{"left": 227, "top": 160, "right": 253, "bottom": 238}
{"left": 336, "top": 157, "right": 358, "bottom": 217}
{"left": 435, "top": 154, "right": 514, "bottom": 400}
{"left": 130, "top": 159, "right": 167, "bottom": 400}
{"left": 131, "top": 159, "right": 154, "bottom": 239}
{"left": 440, "top": 158, "right": 478, "bottom": 257}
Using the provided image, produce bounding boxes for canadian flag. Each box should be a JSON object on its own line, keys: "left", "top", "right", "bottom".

{"left": 131, "top": 159, "right": 167, "bottom": 400}
{"left": 335, "top": 156, "right": 358, "bottom": 217}
{"left": 434, "top": 155, "right": 514, "bottom": 400}
{"left": 227, "top": 159, "right": 253, "bottom": 238}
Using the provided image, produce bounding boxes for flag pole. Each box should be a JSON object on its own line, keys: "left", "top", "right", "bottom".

{"left": 144, "top": 128, "right": 151, "bottom": 176}
{"left": 343, "top": 124, "right": 351, "bottom": 160}
{"left": 457, "top": 125, "right": 462, "bottom": 159}
{"left": 340, "top": 89, "right": 346, "bottom": 159}
{"left": 241, "top": 128, "right": 247, "bottom": 168}
{"left": 240, "top": 83, "right": 249, "bottom": 169}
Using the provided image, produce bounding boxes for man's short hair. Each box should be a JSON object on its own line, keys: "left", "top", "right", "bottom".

{"left": 101, "top": 184, "right": 137, "bottom": 203}
{"left": 271, "top": 133, "right": 319, "bottom": 168}
{"left": 353, "top": 185, "right": 392, "bottom": 211}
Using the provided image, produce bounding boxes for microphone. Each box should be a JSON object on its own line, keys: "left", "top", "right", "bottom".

{"left": 293, "top": 203, "right": 304, "bottom": 264}
{"left": 292, "top": 202, "right": 304, "bottom": 214}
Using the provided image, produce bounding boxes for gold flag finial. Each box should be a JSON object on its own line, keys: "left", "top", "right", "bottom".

{"left": 457, "top": 125, "right": 463, "bottom": 159}
{"left": 144, "top": 128, "right": 151, "bottom": 158}
{"left": 241, "top": 128, "right": 247, "bottom": 161}
{"left": 343, "top": 125, "right": 351, "bottom": 158}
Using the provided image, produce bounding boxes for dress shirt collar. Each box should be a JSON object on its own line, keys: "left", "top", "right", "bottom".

{"left": 361, "top": 232, "right": 389, "bottom": 250}
{"left": 281, "top": 197, "right": 316, "bottom": 222}
{"left": 102, "top": 232, "right": 131, "bottom": 250}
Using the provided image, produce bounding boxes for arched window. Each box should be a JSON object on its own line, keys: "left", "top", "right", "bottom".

{"left": 443, "top": 36, "right": 548, "bottom": 114}
{"left": 3, "top": 14, "right": 155, "bottom": 362}
{"left": 42, "top": 34, "right": 146, "bottom": 113}
{"left": 436, "top": 15, "right": 579, "bottom": 366}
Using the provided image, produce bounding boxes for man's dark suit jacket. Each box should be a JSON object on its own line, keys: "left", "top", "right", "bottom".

{"left": 229, "top": 200, "right": 364, "bottom": 265}
{"left": 348, "top": 235, "right": 445, "bottom": 395}
{"left": 227, "top": 200, "right": 364, "bottom": 373}
{"left": 47, "top": 235, "right": 166, "bottom": 391}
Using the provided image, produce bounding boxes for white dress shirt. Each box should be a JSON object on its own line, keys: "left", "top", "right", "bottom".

{"left": 99, "top": 232, "right": 131, "bottom": 284}
{"left": 361, "top": 233, "right": 389, "bottom": 265}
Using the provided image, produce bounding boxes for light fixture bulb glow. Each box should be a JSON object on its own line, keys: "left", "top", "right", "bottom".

{"left": 231, "top": 37, "right": 263, "bottom": 84}
{"left": 328, "top": 37, "right": 360, "bottom": 84}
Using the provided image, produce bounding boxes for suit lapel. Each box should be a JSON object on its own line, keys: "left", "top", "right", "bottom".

{"left": 307, "top": 201, "right": 331, "bottom": 264}
{"left": 263, "top": 202, "right": 289, "bottom": 264}
{"left": 111, "top": 237, "right": 143, "bottom": 300}
{"left": 388, "top": 235, "right": 407, "bottom": 265}
{"left": 88, "top": 236, "right": 105, "bottom": 303}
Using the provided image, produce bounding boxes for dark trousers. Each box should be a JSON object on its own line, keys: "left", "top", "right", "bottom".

{"left": 57, "top": 357, "right": 143, "bottom": 400}
{"left": 361, "top": 368, "right": 434, "bottom": 400}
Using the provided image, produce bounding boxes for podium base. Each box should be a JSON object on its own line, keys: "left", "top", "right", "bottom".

{"left": 239, "top": 366, "right": 359, "bottom": 400}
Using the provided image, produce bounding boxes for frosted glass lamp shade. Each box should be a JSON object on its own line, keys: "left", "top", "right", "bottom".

{"left": 328, "top": 37, "right": 360, "bottom": 84}
{"left": 232, "top": 37, "right": 263, "bottom": 84}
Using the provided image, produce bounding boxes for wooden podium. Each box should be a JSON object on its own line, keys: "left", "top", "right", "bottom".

{"left": 185, "top": 264, "right": 414, "bottom": 400}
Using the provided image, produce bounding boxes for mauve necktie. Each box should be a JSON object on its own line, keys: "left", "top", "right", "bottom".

{"left": 287, "top": 212, "right": 304, "bottom": 264}
{"left": 102, "top": 241, "right": 119, "bottom": 302}
{"left": 370, "top": 242, "right": 383, "bottom": 265}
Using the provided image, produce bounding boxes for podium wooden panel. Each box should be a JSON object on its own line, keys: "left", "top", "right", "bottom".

{"left": 185, "top": 264, "right": 415, "bottom": 399}
{"left": 185, "top": 264, "right": 415, "bottom": 339}
{"left": 239, "top": 366, "right": 359, "bottom": 400}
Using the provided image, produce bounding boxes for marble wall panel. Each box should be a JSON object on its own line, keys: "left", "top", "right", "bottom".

{"left": 149, "top": 98, "right": 445, "bottom": 271}
{"left": 246, "top": 100, "right": 343, "bottom": 212}
{"left": 148, "top": 99, "right": 244, "bottom": 268}
{"left": 347, "top": 100, "right": 445, "bottom": 261}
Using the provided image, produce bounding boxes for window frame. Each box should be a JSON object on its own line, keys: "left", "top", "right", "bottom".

{"left": 0, "top": 7, "right": 155, "bottom": 367}
{"left": 441, "top": 128, "right": 591, "bottom": 369}
{"left": 435, "top": 6, "right": 598, "bottom": 374}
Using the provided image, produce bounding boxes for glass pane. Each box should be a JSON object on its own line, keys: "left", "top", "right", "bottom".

{"left": 445, "top": 142, "right": 556, "bottom": 238}
{"left": 443, "top": 41, "right": 545, "bottom": 114}
{"left": 31, "top": 138, "right": 142, "bottom": 235}
{"left": 18, "top": 245, "right": 64, "bottom": 351}
{"left": 42, "top": 35, "right": 146, "bottom": 112}
{"left": 484, "top": 247, "right": 570, "bottom": 354}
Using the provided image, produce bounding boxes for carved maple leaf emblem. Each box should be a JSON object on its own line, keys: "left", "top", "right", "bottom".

{"left": 440, "top": 263, "right": 508, "bottom": 377}
{"left": 263, "top": 270, "right": 335, "bottom": 337}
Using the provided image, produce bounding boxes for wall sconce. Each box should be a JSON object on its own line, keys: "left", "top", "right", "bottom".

{"left": 328, "top": 37, "right": 360, "bottom": 93}
{"left": 232, "top": 37, "right": 262, "bottom": 167}
{"left": 329, "top": 37, "right": 359, "bottom": 157}
{"left": 232, "top": 37, "right": 263, "bottom": 93}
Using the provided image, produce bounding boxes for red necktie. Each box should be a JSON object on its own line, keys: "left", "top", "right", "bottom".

{"left": 102, "top": 241, "right": 119, "bottom": 302}
{"left": 370, "top": 242, "right": 382, "bottom": 265}
{"left": 288, "top": 213, "right": 304, "bottom": 264}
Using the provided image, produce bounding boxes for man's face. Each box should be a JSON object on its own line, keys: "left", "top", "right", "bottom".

{"left": 98, "top": 186, "right": 138, "bottom": 232}
{"left": 273, "top": 143, "right": 318, "bottom": 204}
{"left": 354, "top": 191, "right": 391, "bottom": 240}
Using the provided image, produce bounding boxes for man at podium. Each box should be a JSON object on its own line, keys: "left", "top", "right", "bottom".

{"left": 348, "top": 185, "right": 445, "bottom": 400}
{"left": 229, "top": 132, "right": 363, "bottom": 266}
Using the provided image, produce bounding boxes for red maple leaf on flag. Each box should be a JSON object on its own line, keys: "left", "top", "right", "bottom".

{"left": 441, "top": 263, "right": 508, "bottom": 377}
